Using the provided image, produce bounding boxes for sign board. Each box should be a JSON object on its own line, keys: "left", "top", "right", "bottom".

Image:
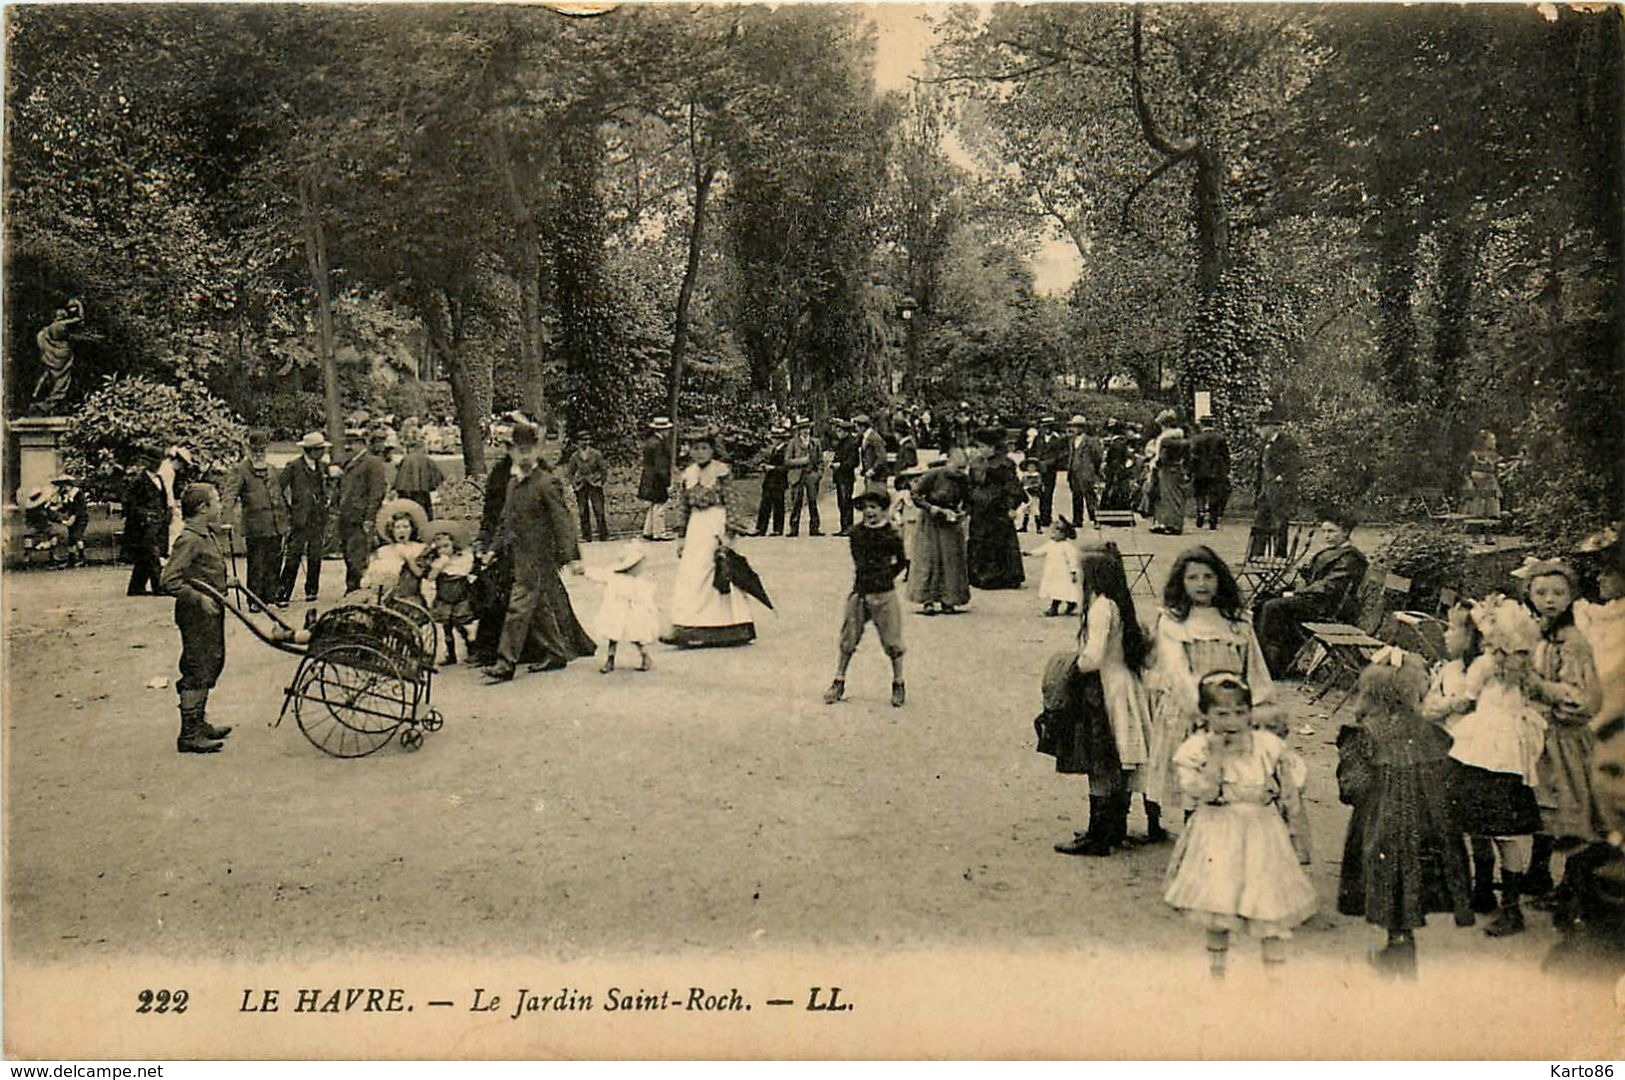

{"left": 1193, "top": 391, "right": 1213, "bottom": 420}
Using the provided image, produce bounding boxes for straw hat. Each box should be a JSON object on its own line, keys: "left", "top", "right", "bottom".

{"left": 375, "top": 497, "right": 430, "bottom": 542}
{"left": 649, "top": 416, "right": 674, "bottom": 431}
{"left": 298, "top": 431, "right": 331, "bottom": 451}
{"left": 425, "top": 518, "right": 475, "bottom": 549}
{"left": 607, "top": 540, "right": 648, "bottom": 573}
{"left": 21, "top": 486, "right": 53, "bottom": 510}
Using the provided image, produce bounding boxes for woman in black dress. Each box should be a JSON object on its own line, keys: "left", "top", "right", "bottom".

{"left": 966, "top": 429, "right": 1026, "bottom": 590}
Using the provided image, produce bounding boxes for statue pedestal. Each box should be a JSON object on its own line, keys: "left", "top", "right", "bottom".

{"left": 6, "top": 416, "right": 70, "bottom": 504}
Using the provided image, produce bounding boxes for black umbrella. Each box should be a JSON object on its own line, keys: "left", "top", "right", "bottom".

{"left": 713, "top": 546, "right": 774, "bottom": 610}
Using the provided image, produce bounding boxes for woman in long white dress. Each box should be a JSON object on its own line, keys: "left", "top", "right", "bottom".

{"left": 665, "top": 429, "right": 757, "bottom": 647}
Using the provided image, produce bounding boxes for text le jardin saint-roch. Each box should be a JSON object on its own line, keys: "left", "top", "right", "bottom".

{"left": 239, "top": 986, "right": 852, "bottom": 1019}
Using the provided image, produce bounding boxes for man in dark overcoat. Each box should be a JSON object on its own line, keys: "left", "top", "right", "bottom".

{"left": 830, "top": 419, "right": 860, "bottom": 536}
{"left": 483, "top": 422, "right": 596, "bottom": 682}
{"left": 638, "top": 417, "right": 675, "bottom": 541}
{"left": 784, "top": 416, "right": 824, "bottom": 537}
{"left": 1064, "top": 414, "right": 1103, "bottom": 527}
{"left": 1254, "top": 511, "right": 1370, "bottom": 677}
{"left": 338, "top": 427, "right": 389, "bottom": 592}
{"left": 122, "top": 442, "right": 171, "bottom": 596}
{"left": 1248, "top": 423, "right": 1303, "bottom": 559}
{"left": 278, "top": 431, "right": 332, "bottom": 604}
{"left": 1190, "top": 417, "right": 1233, "bottom": 531}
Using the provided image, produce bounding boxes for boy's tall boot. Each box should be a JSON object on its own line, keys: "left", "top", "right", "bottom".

{"left": 1484, "top": 870, "right": 1525, "bottom": 937}
{"left": 195, "top": 689, "right": 232, "bottom": 741}
{"left": 177, "top": 690, "right": 223, "bottom": 754}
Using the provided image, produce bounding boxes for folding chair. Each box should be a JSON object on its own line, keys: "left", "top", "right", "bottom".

{"left": 1096, "top": 509, "right": 1136, "bottom": 529}
{"left": 1120, "top": 551, "right": 1157, "bottom": 597}
{"left": 1237, "top": 521, "right": 1313, "bottom": 606}
{"left": 1294, "top": 572, "right": 1392, "bottom": 715}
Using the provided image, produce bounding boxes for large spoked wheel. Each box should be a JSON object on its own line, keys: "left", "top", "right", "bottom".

{"left": 290, "top": 644, "right": 413, "bottom": 758}
{"left": 384, "top": 596, "right": 439, "bottom": 666}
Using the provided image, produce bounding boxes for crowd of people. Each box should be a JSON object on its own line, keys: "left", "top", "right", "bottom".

{"left": 81, "top": 396, "right": 1624, "bottom": 978}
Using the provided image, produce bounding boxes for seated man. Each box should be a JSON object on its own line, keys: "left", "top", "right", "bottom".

{"left": 1254, "top": 510, "right": 1369, "bottom": 677}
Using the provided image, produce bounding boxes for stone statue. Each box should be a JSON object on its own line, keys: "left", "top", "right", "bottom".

{"left": 30, "top": 299, "right": 84, "bottom": 416}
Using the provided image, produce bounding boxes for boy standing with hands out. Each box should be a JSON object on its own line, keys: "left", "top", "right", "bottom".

{"left": 825, "top": 489, "right": 909, "bottom": 708}
{"left": 160, "top": 483, "right": 237, "bottom": 754}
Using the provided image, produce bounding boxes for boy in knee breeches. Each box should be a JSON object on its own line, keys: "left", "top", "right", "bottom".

{"left": 825, "top": 489, "right": 909, "bottom": 708}
{"left": 159, "top": 483, "right": 235, "bottom": 754}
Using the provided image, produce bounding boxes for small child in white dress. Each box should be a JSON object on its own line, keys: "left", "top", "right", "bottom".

{"left": 586, "top": 541, "right": 660, "bottom": 673}
{"left": 1025, "top": 518, "right": 1082, "bottom": 617}
{"left": 1163, "top": 671, "right": 1316, "bottom": 977}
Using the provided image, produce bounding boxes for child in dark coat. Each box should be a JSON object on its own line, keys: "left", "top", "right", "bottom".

{"left": 1337, "top": 647, "right": 1474, "bottom": 975}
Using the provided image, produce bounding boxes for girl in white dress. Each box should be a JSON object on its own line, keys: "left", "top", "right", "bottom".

{"left": 1025, "top": 518, "right": 1082, "bottom": 616}
{"left": 666, "top": 429, "right": 757, "bottom": 647}
{"left": 1164, "top": 672, "right": 1315, "bottom": 977}
{"left": 585, "top": 541, "right": 660, "bottom": 673}
{"left": 1141, "top": 546, "right": 1274, "bottom": 842}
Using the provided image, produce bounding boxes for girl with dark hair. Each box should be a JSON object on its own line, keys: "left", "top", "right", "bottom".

{"left": 1140, "top": 546, "right": 1274, "bottom": 843}
{"left": 1051, "top": 543, "right": 1154, "bottom": 856}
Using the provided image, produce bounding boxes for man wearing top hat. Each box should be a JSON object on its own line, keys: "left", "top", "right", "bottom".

{"left": 278, "top": 430, "right": 332, "bottom": 604}
{"left": 830, "top": 418, "right": 861, "bottom": 536}
{"left": 338, "top": 427, "right": 390, "bottom": 593}
{"left": 1064, "top": 413, "right": 1104, "bottom": 527}
{"left": 755, "top": 421, "right": 790, "bottom": 537}
{"left": 638, "top": 416, "right": 675, "bottom": 541}
{"left": 470, "top": 417, "right": 524, "bottom": 666}
{"left": 122, "top": 442, "right": 171, "bottom": 596}
{"left": 220, "top": 428, "right": 290, "bottom": 610}
{"left": 784, "top": 415, "right": 824, "bottom": 537}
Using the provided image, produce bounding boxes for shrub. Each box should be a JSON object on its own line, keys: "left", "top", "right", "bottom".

{"left": 1376, "top": 523, "right": 1471, "bottom": 596}
{"left": 64, "top": 376, "right": 247, "bottom": 501}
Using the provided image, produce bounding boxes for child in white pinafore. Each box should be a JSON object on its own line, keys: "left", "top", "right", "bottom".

{"left": 585, "top": 541, "right": 661, "bottom": 673}
{"left": 1163, "top": 671, "right": 1315, "bottom": 978}
{"left": 1026, "top": 518, "right": 1082, "bottom": 617}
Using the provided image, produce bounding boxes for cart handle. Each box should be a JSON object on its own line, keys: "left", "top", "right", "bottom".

{"left": 192, "top": 580, "right": 307, "bottom": 656}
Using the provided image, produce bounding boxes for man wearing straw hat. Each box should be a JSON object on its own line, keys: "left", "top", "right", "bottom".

{"left": 338, "top": 426, "right": 390, "bottom": 593}
{"left": 278, "top": 430, "right": 333, "bottom": 604}
{"left": 785, "top": 415, "right": 824, "bottom": 537}
{"left": 638, "top": 417, "right": 675, "bottom": 541}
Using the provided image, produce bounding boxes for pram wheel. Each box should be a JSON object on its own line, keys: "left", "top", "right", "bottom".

{"left": 399, "top": 727, "right": 424, "bottom": 751}
{"left": 422, "top": 709, "right": 444, "bottom": 733}
{"left": 290, "top": 643, "right": 413, "bottom": 758}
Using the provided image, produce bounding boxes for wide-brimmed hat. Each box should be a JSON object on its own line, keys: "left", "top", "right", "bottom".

{"left": 344, "top": 427, "right": 368, "bottom": 442}
{"left": 298, "top": 431, "right": 331, "bottom": 450}
{"left": 649, "top": 416, "right": 674, "bottom": 431}
{"left": 1039, "top": 415, "right": 1057, "bottom": 424}
{"left": 1067, "top": 414, "right": 1088, "bottom": 428}
{"left": 794, "top": 416, "right": 811, "bottom": 428}
{"left": 608, "top": 540, "right": 648, "bottom": 573}
{"left": 425, "top": 518, "right": 475, "bottom": 548}
{"left": 852, "top": 413, "right": 872, "bottom": 427}
{"left": 375, "top": 497, "right": 430, "bottom": 542}
{"left": 50, "top": 472, "right": 76, "bottom": 484}
{"left": 21, "top": 486, "right": 53, "bottom": 510}
{"left": 511, "top": 421, "right": 540, "bottom": 448}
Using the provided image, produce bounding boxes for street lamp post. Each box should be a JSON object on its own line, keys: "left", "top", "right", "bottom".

{"left": 899, "top": 293, "right": 919, "bottom": 400}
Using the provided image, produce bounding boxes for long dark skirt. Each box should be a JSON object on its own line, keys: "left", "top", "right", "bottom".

{"left": 499, "top": 565, "right": 597, "bottom": 666}
{"left": 1043, "top": 669, "right": 1124, "bottom": 794}
{"left": 1451, "top": 761, "right": 1541, "bottom": 837}
{"left": 1341, "top": 758, "right": 1474, "bottom": 930}
{"left": 908, "top": 517, "right": 970, "bottom": 606}
{"left": 967, "top": 511, "right": 1024, "bottom": 589}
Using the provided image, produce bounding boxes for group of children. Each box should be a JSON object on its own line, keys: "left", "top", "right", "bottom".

{"left": 1028, "top": 532, "right": 1622, "bottom": 977}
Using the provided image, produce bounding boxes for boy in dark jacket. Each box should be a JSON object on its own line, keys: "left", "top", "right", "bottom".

{"left": 159, "top": 483, "right": 235, "bottom": 754}
{"left": 824, "top": 489, "right": 909, "bottom": 708}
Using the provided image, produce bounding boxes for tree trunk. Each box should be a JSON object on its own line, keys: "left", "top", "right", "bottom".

{"left": 1376, "top": 205, "right": 1420, "bottom": 402}
{"left": 667, "top": 160, "right": 717, "bottom": 432}
{"left": 489, "top": 123, "right": 548, "bottom": 423}
{"left": 419, "top": 290, "right": 487, "bottom": 480}
{"left": 297, "top": 171, "right": 342, "bottom": 449}
{"left": 1430, "top": 218, "right": 1477, "bottom": 408}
